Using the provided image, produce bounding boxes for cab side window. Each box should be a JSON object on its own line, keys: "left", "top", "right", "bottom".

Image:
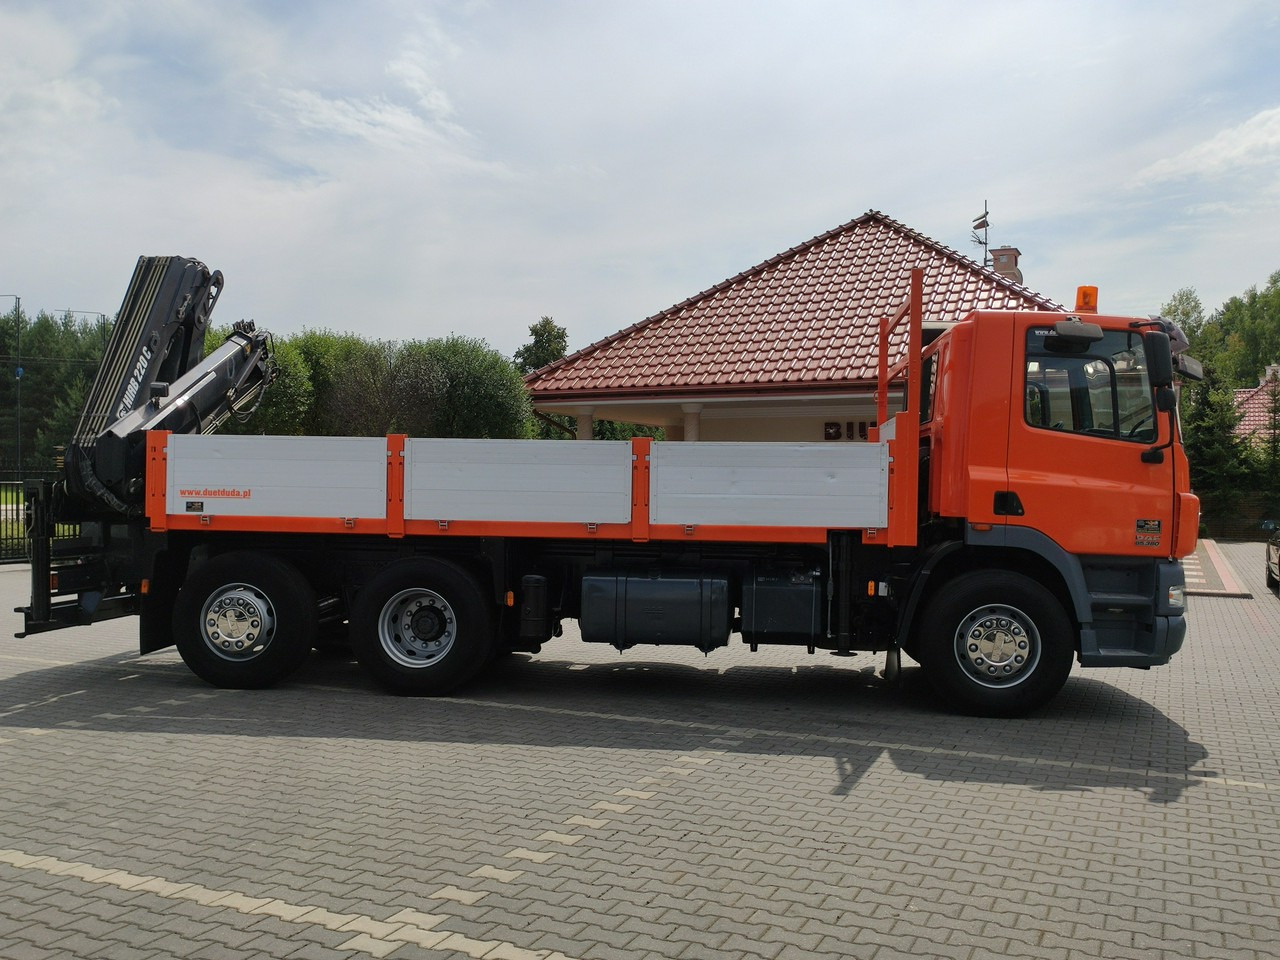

{"left": 1025, "top": 330, "right": 1155, "bottom": 443}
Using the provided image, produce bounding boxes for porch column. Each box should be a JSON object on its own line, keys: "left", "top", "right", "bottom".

{"left": 681, "top": 403, "right": 703, "bottom": 442}
{"left": 575, "top": 407, "right": 594, "bottom": 440}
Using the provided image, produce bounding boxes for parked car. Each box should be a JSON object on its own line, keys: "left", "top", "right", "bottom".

{"left": 1265, "top": 521, "right": 1280, "bottom": 590}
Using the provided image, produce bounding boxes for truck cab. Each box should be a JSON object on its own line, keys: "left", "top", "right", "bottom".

{"left": 909, "top": 298, "right": 1199, "bottom": 700}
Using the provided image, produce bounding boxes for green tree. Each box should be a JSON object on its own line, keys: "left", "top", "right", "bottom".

{"left": 1178, "top": 270, "right": 1280, "bottom": 388}
{"left": 289, "top": 330, "right": 403, "bottom": 436}
{"left": 515, "top": 317, "right": 575, "bottom": 438}
{"left": 514, "top": 317, "right": 665, "bottom": 441}
{"left": 2, "top": 309, "right": 110, "bottom": 472}
{"left": 593, "top": 420, "right": 665, "bottom": 441}
{"left": 1259, "top": 376, "right": 1280, "bottom": 515}
{"left": 322, "top": 337, "right": 412, "bottom": 437}
{"left": 514, "top": 316, "right": 568, "bottom": 375}
{"left": 33, "top": 372, "right": 92, "bottom": 465}
{"left": 237, "top": 330, "right": 528, "bottom": 439}
{"left": 1161, "top": 288, "right": 1209, "bottom": 354}
{"left": 414, "top": 335, "right": 531, "bottom": 438}
{"left": 1214, "top": 273, "right": 1280, "bottom": 387}
{"left": 1182, "top": 370, "right": 1252, "bottom": 520}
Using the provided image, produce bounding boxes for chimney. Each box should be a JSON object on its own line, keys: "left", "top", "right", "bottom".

{"left": 990, "top": 246, "right": 1023, "bottom": 284}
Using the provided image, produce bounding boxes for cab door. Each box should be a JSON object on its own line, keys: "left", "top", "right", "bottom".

{"left": 1006, "top": 323, "right": 1175, "bottom": 558}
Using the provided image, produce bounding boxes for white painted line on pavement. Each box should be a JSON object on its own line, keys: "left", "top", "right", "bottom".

{"left": 0, "top": 654, "right": 76, "bottom": 666}
{"left": 430, "top": 884, "right": 487, "bottom": 904}
{"left": 534, "top": 831, "right": 582, "bottom": 846}
{"left": 471, "top": 865, "right": 524, "bottom": 883}
{"left": 562, "top": 815, "right": 609, "bottom": 829}
{"left": 0, "top": 848, "right": 582, "bottom": 959}
{"left": 590, "top": 801, "right": 632, "bottom": 813}
{"left": 503, "top": 847, "right": 556, "bottom": 864}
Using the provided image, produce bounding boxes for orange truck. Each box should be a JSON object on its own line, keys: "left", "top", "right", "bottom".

{"left": 19, "top": 261, "right": 1202, "bottom": 716}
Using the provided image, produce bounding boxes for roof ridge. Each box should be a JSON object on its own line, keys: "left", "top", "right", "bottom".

{"left": 525, "top": 211, "right": 883, "bottom": 382}
{"left": 867, "top": 210, "right": 1064, "bottom": 310}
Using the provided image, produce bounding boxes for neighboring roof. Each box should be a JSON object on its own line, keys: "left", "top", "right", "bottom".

{"left": 1234, "top": 376, "right": 1280, "bottom": 440}
{"left": 527, "top": 209, "right": 1064, "bottom": 402}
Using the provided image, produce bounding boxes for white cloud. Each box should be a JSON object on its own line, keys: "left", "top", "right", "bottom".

{"left": 1135, "top": 106, "right": 1280, "bottom": 186}
{"left": 277, "top": 89, "right": 439, "bottom": 149}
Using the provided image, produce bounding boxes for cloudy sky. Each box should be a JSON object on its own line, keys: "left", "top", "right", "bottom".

{"left": 1, "top": 0, "right": 1277, "bottom": 358}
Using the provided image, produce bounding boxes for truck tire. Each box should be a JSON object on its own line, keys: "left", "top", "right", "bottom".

{"left": 350, "top": 558, "right": 494, "bottom": 695}
{"left": 173, "top": 552, "right": 317, "bottom": 689}
{"left": 918, "top": 571, "right": 1073, "bottom": 717}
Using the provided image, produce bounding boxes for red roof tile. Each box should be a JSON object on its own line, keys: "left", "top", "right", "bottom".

{"left": 526, "top": 210, "right": 1063, "bottom": 401}
{"left": 1234, "top": 377, "right": 1280, "bottom": 440}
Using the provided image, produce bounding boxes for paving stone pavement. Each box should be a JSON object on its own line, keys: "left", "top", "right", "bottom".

{"left": 1184, "top": 539, "right": 1251, "bottom": 598}
{"left": 1, "top": 545, "right": 1277, "bottom": 960}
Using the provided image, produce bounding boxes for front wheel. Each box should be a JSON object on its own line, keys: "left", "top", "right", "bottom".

{"left": 350, "top": 558, "right": 494, "bottom": 695}
{"left": 918, "top": 571, "right": 1073, "bottom": 717}
{"left": 173, "top": 552, "right": 317, "bottom": 689}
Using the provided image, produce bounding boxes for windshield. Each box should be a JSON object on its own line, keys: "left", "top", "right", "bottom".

{"left": 1024, "top": 328, "right": 1155, "bottom": 443}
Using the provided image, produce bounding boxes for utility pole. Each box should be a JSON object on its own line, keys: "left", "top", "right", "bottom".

{"left": 2, "top": 295, "right": 19, "bottom": 480}
{"left": 60, "top": 308, "right": 111, "bottom": 353}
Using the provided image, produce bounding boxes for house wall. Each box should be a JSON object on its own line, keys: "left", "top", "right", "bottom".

{"left": 539, "top": 397, "right": 898, "bottom": 443}
{"left": 698, "top": 411, "right": 881, "bottom": 443}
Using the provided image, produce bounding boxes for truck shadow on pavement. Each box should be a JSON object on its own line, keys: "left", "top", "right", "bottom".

{"left": 0, "top": 645, "right": 1209, "bottom": 806}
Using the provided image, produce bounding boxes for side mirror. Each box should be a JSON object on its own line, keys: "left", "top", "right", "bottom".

{"left": 1176, "top": 354, "right": 1204, "bottom": 381}
{"left": 1144, "top": 331, "right": 1174, "bottom": 388}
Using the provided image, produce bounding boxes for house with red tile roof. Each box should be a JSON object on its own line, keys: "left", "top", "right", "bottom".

{"left": 525, "top": 210, "right": 1063, "bottom": 441}
{"left": 1234, "top": 366, "right": 1280, "bottom": 443}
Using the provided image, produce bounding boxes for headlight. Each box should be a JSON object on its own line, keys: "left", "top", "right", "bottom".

{"left": 1167, "top": 585, "right": 1185, "bottom": 609}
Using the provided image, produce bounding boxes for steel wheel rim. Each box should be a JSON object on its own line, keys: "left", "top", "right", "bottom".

{"left": 377, "top": 587, "right": 456, "bottom": 669}
{"left": 953, "top": 602, "right": 1041, "bottom": 689}
{"left": 200, "top": 582, "right": 276, "bottom": 662}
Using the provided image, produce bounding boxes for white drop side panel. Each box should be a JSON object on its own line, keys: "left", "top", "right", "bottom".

{"left": 404, "top": 439, "right": 633, "bottom": 523}
{"left": 166, "top": 435, "right": 388, "bottom": 518}
{"left": 649, "top": 441, "right": 889, "bottom": 528}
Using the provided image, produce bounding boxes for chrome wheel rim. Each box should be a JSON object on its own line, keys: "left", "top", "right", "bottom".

{"left": 377, "top": 587, "right": 456, "bottom": 669}
{"left": 200, "top": 583, "right": 276, "bottom": 662}
{"left": 953, "top": 602, "right": 1041, "bottom": 689}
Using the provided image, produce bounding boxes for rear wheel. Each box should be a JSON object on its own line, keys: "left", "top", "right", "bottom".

{"left": 350, "top": 558, "right": 494, "bottom": 695}
{"left": 919, "top": 571, "right": 1073, "bottom": 716}
{"left": 173, "top": 552, "right": 317, "bottom": 688}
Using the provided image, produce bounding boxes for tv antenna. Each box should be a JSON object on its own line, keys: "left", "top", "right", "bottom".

{"left": 971, "top": 202, "right": 991, "bottom": 267}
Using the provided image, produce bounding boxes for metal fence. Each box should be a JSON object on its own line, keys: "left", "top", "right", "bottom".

{"left": 1, "top": 477, "right": 82, "bottom": 565}
{"left": 0, "top": 481, "right": 28, "bottom": 564}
